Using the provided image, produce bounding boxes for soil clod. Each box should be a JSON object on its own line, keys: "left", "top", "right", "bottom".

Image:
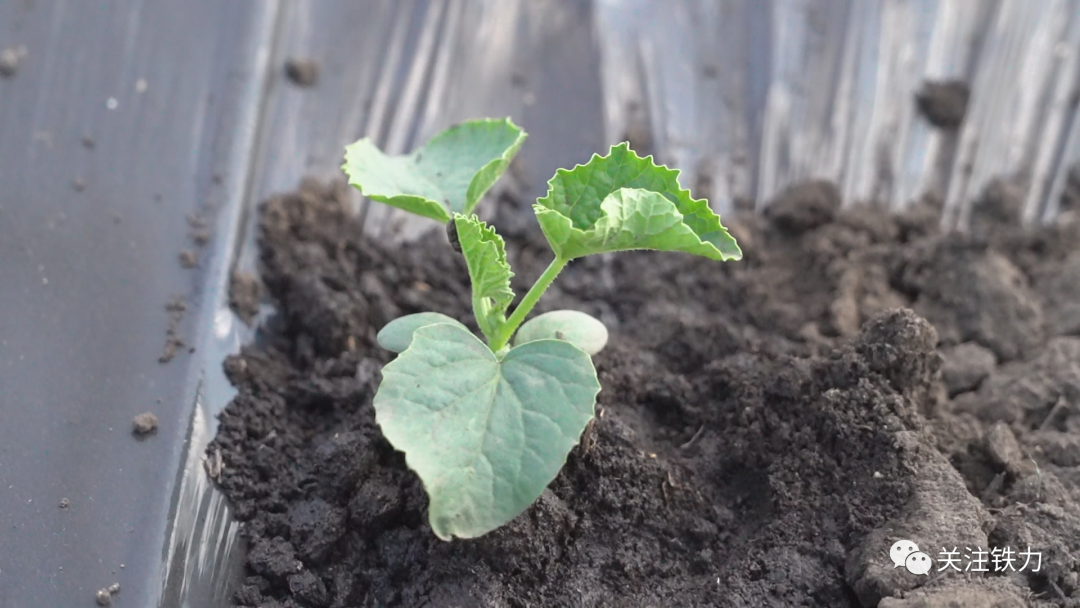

{"left": 916, "top": 79, "right": 970, "bottom": 129}
{"left": 284, "top": 57, "right": 319, "bottom": 87}
{"left": 0, "top": 46, "right": 23, "bottom": 77}
{"left": 132, "top": 412, "right": 158, "bottom": 435}
{"left": 159, "top": 296, "right": 187, "bottom": 363}
{"left": 229, "top": 271, "right": 262, "bottom": 325}
{"left": 178, "top": 250, "right": 197, "bottom": 268}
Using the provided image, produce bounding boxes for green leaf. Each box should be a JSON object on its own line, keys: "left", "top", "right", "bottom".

{"left": 533, "top": 142, "right": 742, "bottom": 261}
{"left": 374, "top": 323, "right": 599, "bottom": 540}
{"left": 454, "top": 214, "right": 515, "bottom": 341}
{"left": 514, "top": 310, "right": 608, "bottom": 355}
{"left": 377, "top": 312, "right": 469, "bottom": 353}
{"left": 342, "top": 118, "right": 527, "bottom": 223}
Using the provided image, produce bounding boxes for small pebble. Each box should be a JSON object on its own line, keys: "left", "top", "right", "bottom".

{"left": 95, "top": 588, "right": 111, "bottom": 606}
{"left": 58, "top": 498, "right": 69, "bottom": 509}
{"left": 107, "top": 582, "right": 120, "bottom": 594}
{"left": 72, "top": 178, "right": 85, "bottom": 192}
{"left": 81, "top": 135, "right": 96, "bottom": 149}
{"left": 132, "top": 412, "right": 159, "bottom": 435}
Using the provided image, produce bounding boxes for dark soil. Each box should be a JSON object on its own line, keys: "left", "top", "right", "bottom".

{"left": 285, "top": 58, "right": 320, "bottom": 87}
{"left": 231, "top": 271, "right": 264, "bottom": 326}
{"left": 210, "top": 177, "right": 1080, "bottom": 607}
{"left": 179, "top": 250, "right": 198, "bottom": 269}
{"left": 0, "top": 46, "right": 21, "bottom": 77}
{"left": 916, "top": 80, "right": 970, "bottom": 129}
{"left": 159, "top": 297, "right": 188, "bottom": 364}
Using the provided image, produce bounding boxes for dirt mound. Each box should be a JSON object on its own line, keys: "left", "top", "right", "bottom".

{"left": 210, "top": 178, "right": 1080, "bottom": 607}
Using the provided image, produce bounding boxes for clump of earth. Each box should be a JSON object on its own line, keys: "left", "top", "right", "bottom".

{"left": 209, "top": 177, "right": 1080, "bottom": 607}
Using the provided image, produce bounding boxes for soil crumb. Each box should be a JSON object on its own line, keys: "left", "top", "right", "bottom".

{"left": 284, "top": 57, "right": 319, "bottom": 87}
{"left": 159, "top": 297, "right": 187, "bottom": 363}
{"left": 229, "top": 271, "right": 262, "bottom": 326}
{"left": 210, "top": 177, "right": 1080, "bottom": 607}
{"left": 916, "top": 79, "right": 970, "bottom": 129}
{"left": 132, "top": 412, "right": 158, "bottom": 435}
{"left": 81, "top": 135, "right": 95, "bottom": 149}
{"left": 71, "top": 178, "right": 85, "bottom": 192}
{"left": 0, "top": 46, "right": 23, "bottom": 78}
{"left": 178, "top": 250, "right": 197, "bottom": 269}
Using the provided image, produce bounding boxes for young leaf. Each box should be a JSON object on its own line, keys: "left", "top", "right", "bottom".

{"left": 514, "top": 310, "right": 608, "bottom": 355}
{"left": 454, "top": 214, "right": 514, "bottom": 341}
{"left": 534, "top": 142, "right": 742, "bottom": 261}
{"left": 343, "top": 118, "right": 527, "bottom": 223}
{"left": 377, "top": 312, "right": 469, "bottom": 353}
{"left": 374, "top": 323, "right": 599, "bottom": 540}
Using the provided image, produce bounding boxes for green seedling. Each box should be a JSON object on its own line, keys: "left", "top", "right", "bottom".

{"left": 343, "top": 118, "right": 741, "bottom": 540}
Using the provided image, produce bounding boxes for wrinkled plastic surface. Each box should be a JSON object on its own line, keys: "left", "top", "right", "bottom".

{"left": 596, "top": 0, "right": 1080, "bottom": 228}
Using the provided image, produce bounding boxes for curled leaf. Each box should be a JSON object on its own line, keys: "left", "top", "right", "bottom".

{"left": 534, "top": 142, "right": 741, "bottom": 261}
{"left": 454, "top": 214, "right": 514, "bottom": 341}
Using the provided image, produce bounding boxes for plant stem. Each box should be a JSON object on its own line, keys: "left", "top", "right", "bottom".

{"left": 489, "top": 256, "right": 567, "bottom": 351}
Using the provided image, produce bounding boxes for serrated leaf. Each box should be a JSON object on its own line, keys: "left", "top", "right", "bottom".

{"left": 454, "top": 214, "right": 515, "bottom": 341}
{"left": 342, "top": 118, "right": 527, "bottom": 222}
{"left": 374, "top": 323, "right": 599, "bottom": 540}
{"left": 534, "top": 142, "right": 742, "bottom": 261}
{"left": 377, "top": 313, "right": 469, "bottom": 353}
{"left": 514, "top": 310, "right": 608, "bottom": 355}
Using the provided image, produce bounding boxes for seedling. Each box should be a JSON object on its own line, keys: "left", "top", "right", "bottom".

{"left": 343, "top": 118, "right": 741, "bottom": 540}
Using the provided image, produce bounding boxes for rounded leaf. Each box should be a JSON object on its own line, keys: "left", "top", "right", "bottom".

{"left": 514, "top": 310, "right": 608, "bottom": 355}
{"left": 374, "top": 323, "right": 599, "bottom": 540}
{"left": 342, "top": 118, "right": 527, "bottom": 222}
{"left": 377, "top": 313, "right": 468, "bottom": 353}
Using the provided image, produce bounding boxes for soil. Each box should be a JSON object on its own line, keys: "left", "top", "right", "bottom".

{"left": 179, "top": 250, "right": 198, "bottom": 269}
{"left": 915, "top": 80, "right": 970, "bottom": 129}
{"left": 209, "top": 177, "right": 1080, "bottom": 607}
{"left": 231, "top": 271, "right": 264, "bottom": 326}
{"left": 159, "top": 297, "right": 188, "bottom": 364}
{"left": 285, "top": 58, "right": 320, "bottom": 87}
{"left": 132, "top": 412, "right": 159, "bottom": 435}
{"left": 0, "top": 46, "right": 21, "bottom": 77}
